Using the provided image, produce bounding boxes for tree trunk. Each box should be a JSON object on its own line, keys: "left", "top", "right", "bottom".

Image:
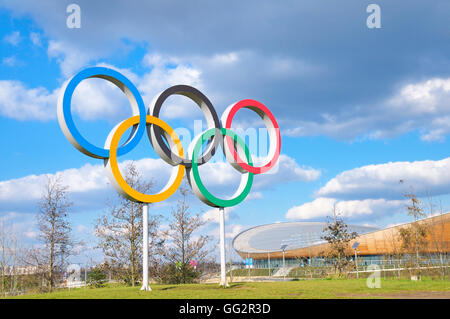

{"left": 49, "top": 242, "right": 54, "bottom": 291}
{"left": 130, "top": 204, "right": 135, "bottom": 287}
{"left": 1, "top": 241, "right": 4, "bottom": 296}
{"left": 415, "top": 225, "right": 421, "bottom": 280}
{"left": 181, "top": 213, "right": 186, "bottom": 284}
{"left": 49, "top": 212, "right": 55, "bottom": 292}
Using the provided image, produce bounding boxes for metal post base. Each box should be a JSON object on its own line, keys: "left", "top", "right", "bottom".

{"left": 141, "top": 204, "right": 151, "bottom": 292}
{"left": 219, "top": 207, "right": 228, "bottom": 288}
{"left": 140, "top": 284, "right": 152, "bottom": 291}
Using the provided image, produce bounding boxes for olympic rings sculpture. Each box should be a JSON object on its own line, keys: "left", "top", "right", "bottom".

{"left": 57, "top": 67, "right": 281, "bottom": 208}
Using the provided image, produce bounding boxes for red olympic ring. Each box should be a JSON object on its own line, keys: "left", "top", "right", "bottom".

{"left": 222, "top": 99, "right": 281, "bottom": 174}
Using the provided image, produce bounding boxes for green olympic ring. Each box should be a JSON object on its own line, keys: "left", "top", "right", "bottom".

{"left": 188, "top": 128, "right": 254, "bottom": 208}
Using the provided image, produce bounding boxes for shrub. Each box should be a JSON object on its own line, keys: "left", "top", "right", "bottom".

{"left": 87, "top": 267, "right": 107, "bottom": 288}
{"left": 157, "top": 263, "right": 200, "bottom": 284}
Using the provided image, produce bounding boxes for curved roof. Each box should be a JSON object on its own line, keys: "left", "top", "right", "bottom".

{"left": 233, "top": 222, "right": 378, "bottom": 254}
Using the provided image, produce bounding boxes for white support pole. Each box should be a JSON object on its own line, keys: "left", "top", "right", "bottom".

{"left": 141, "top": 204, "right": 151, "bottom": 291}
{"left": 219, "top": 207, "right": 227, "bottom": 287}
{"left": 247, "top": 252, "right": 250, "bottom": 278}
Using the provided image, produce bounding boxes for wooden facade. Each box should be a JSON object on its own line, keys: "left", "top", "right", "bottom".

{"left": 237, "top": 212, "right": 450, "bottom": 260}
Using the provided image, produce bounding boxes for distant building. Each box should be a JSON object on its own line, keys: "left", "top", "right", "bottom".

{"left": 1, "top": 265, "right": 39, "bottom": 275}
{"left": 233, "top": 212, "right": 450, "bottom": 268}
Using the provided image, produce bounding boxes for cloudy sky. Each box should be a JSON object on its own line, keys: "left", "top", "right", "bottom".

{"left": 0, "top": 0, "right": 449, "bottom": 263}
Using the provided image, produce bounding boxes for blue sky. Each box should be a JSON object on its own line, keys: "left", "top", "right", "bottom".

{"left": 0, "top": 1, "right": 449, "bottom": 263}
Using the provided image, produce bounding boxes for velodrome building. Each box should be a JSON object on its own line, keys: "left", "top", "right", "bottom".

{"left": 232, "top": 212, "right": 450, "bottom": 268}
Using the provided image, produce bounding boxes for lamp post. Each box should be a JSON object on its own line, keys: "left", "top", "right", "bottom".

{"left": 268, "top": 252, "right": 271, "bottom": 276}
{"left": 281, "top": 244, "right": 288, "bottom": 281}
{"left": 228, "top": 240, "right": 233, "bottom": 283}
{"left": 84, "top": 262, "right": 87, "bottom": 291}
{"left": 352, "top": 242, "right": 360, "bottom": 279}
{"left": 247, "top": 252, "right": 250, "bottom": 278}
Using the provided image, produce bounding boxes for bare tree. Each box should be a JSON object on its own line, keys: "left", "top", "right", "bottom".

{"left": 0, "top": 222, "right": 15, "bottom": 296}
{"left": 321, "top": 205, "right": 358, "bottom": 277}
{"left": 94, "top": 162, "right": 161, "bottom": 286}
{"left": 0, "top": 222, "right": 6, "bottom": 296}
{"left": 23, "top": 246, "right": 48, "bottom": 291}
{"left": 428, "top": 199, "right": 447, "bottom": 279}
{"left": 36, "top": 175, "right": 73, "bottom": 291}
{"left": 0, "top": 224, "right": 29, "bottom": 296}
{"left": 399, "top": 191, "right": 428, "bottom": 279}
{"left": 164, "top": 185, "right": 211, "bottom": 283}
{"left": 385, "top": 229, "right": 402, "bottom": 279}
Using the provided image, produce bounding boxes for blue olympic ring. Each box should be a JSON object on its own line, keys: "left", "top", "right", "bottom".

{"left": 57, "top": 67, "right": 147, "bottom": 159}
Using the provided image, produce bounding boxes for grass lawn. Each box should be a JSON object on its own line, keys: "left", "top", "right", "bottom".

{"left": 230, "top": 268, "right": 275, "bottom": 276}
{"left": 6, "top": 278, "right": 450, "bottom": 299}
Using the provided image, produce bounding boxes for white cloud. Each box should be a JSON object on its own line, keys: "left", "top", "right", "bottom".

{"left": 286, "top": 197, "right": 335, "bottom": 220}
{"left": 0, "top": 55, "right": 204, "bottom": 122}
{"left": 0, "top": 80, "right": 58, "bottom": 121}
{"left": 317, "top": 157, "right": 450, "bottom": 200}
{"left": 69, "top": 75, "right": 132, "bottom": 123}
{"left": 94, "top": 224, "right": 129, "bottom": 238}
{"left": 286, "top": 156, "right": 450, "bottom": 221}
{"left": 0, "top": 151, "right": 319, "bottom": 217}
{"left": 247, "top": 191, "right": 263, "bottom": 200}
{"left": 384, "top": 78, "right": 450, "bottom": 142}
{"left": 29, "top": 32, "right": 42, "bottom": 46}
{"left": 3, "top": 31, "right": 21, "bottom": 46}
{"left": 386, "top": 222, "right": 405, "bottom": 228}
{"left": 226, "top": 224, "right": 245, "bottom": 239}
{"left": 24, "top": 230, "right": 38, "bottom": 239}
{"left": 207, "top": 223, "right": 245, "bottom": 239}
{"left": 201, "top": 207, "right": 236, "bottom": 223}
{"left": 253, "top": 154, "right": 321, "bottom": 187}
{"left": 190, "top": 154, "right": 320, "bottom": 198}
{"left": 138, "top": 53, "right": 204, "bottom": 119}
{"left": 76, "top": 224, "right": 89, "bottom": 233}
{"left": 45, "top": 55, "right": 450, "bottom": 142}
{"left": 0, "top": 158, "right": 174, "bottom": 214}
{"left": 0, "top": 211, "right": 20, "bottom": 222}
{"left": 388, "top": 78, "right": 450, "bottom": 115}
{"left": 47, "top": 40, "right": 93, "bottom": 77}
{"left": 0, "top": 212, "right": 37, "bottom": 241}
{"left": 0, "top": 163, "right": 104, "bottom": 210}
{"left": 1, "top": 1, "right": 448, "bottom": 142}
{"left": 285, "top": 77, "right": 450, "bottom": 141}
{"left": 335, "top": 199, "right": 405, "bottom": 218}
{"left": 9, "top": 51, "right": 449, "bottom": 146}
{"left": 210, "top": 52, "right": 239, "bottom": 65}
{"left": 2, "top": 56, "right": 21, "bottom": 67}
{"left": 286, "top": 197, "right": 406, "bottom": 220}
{"left": 182, "top": 50, "right": 321, "bottom": 113}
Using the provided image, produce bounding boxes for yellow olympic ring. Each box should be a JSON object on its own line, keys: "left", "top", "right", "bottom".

{"left": 104, "top": 115, "right": 185, "bottom": 203}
